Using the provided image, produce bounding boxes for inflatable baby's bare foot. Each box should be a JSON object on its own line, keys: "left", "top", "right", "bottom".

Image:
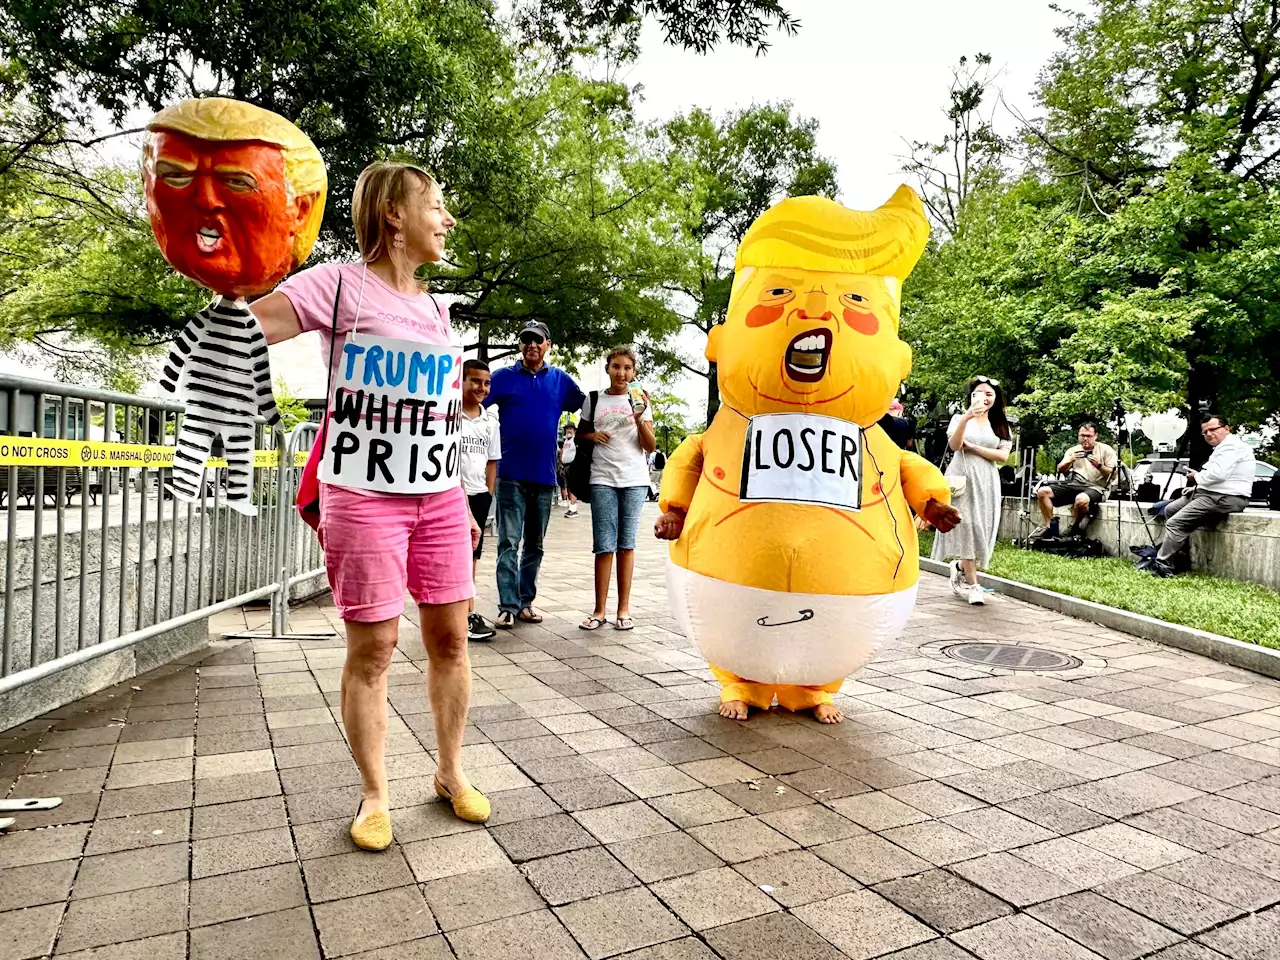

{"left": 719, "top": 700, "right": 750, "bottom": 721}
{"left": 813, "top": 703, "right": 844, "bottom": 724}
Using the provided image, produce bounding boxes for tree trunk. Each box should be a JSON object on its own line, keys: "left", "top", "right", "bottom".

{"left": 1186, "top": 355, "right": 1216, "bottom": 469}
{"left": 705, "top": 363, "right": 720, "bottom": 426}
{"left": 477, "top": 324, "right": 489, "bottom": 363}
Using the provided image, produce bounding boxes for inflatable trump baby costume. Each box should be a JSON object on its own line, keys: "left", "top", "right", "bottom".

{"left": 656, "top": 187, "right": 960, "bottom": 721}
{"left": 143, "top": 97, "right": 327, "bottom": 515}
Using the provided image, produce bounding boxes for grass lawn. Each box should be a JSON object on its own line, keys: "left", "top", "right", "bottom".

{"left": 918, "top": 530, "right": 1280, "bottom": 649}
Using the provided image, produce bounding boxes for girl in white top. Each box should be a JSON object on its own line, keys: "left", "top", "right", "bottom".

{"left": 577, "top": 346, "right": 656, "bottom": 630}
{"left": 930, "top": 376, "right": 1013, "bottom": 605}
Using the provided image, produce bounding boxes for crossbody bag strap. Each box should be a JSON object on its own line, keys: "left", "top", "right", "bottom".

{"left": 575, "top": 391, "right": 598, "bottom": 449}
{"left": 316, "top": 274, "right": 343, "bottom": 454}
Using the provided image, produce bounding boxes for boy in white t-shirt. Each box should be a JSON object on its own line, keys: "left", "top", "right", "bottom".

{"left": 460, "top": 359, "right": 502, "bottom": 641}
{"left": 558, "top": 422, "right": 579, "bottom": 516}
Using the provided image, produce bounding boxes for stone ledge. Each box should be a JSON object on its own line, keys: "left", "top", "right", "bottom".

{"left": 920, "top": 556, "right": 1280, "bottom": 681}
{"left": 998, "top": 498, "right": 1280, "bottom": 590}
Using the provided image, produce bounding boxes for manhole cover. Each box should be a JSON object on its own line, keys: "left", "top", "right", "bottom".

{"left": 943, "top": 642, "right": 1081, "bottom": 672}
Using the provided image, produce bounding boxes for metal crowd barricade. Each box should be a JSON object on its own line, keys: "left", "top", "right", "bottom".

{"left": 227, "top": 420, "right": 332, "bottom": 641}
{"left": 0, "top": 374, "right": 330, "bottom": 707}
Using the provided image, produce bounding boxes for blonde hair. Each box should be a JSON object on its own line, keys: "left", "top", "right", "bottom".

{"left": 351, "top": 161, "right": 440, "bottom": 263}
{"left": 735, "top": 186, "right": 930, "bottom": 280}
{"left": 145, "top": 97, "right": 327, "bottom": 267}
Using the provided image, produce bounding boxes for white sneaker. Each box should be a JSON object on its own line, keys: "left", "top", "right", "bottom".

{"left": 967, "top": 583, "right": 987, "bottom": 605}
{"left": 949, "top": 561, "right": 966, "bottom": 597}
{"left": 565, "top": 505, "right": 578, "bottom": 517}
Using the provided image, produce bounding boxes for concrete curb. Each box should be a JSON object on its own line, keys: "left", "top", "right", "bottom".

{"left": 919, "top": 556, "right": 1280, "bottom": 681}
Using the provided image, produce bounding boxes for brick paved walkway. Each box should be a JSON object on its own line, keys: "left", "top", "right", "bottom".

{"left": 4, "top": 503, "right": 1280, "bottom": 960}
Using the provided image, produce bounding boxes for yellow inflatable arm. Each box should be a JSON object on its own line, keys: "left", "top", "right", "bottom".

{"left": 659, "top": 433, "right": 705, "bottom": 515}
{"left": 899, "top": 449, "right": 951, "bottom": 516}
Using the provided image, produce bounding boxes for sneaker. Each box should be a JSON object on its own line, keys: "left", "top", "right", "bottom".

{"left": 948, "top": 560, "right": 966, "bottom": 597}
{"left": 1034, "top": 517, "right": 1060, "bottom": 539}
{"left": 467, "top": 613, "right": 496, "bottom": 641}
{"left": 564, "top": 505, "right": 578, "bottom": 517}
{"left": 1138, "top": 558, "right": 1175, "bottom": 578}
{"left": 967, "top": 583, "right": 987, "bottom": 605}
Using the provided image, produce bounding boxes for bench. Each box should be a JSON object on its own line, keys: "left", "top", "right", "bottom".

{"left": 0, "top": 466, "right": 87, "bottom": 509}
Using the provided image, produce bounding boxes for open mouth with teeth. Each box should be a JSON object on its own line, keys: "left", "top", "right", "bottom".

{"left": 196, "top": 226, "right": 223, "bottom": 254}
{"left": 784, "top": 328, "right": 832, "bottom": 383}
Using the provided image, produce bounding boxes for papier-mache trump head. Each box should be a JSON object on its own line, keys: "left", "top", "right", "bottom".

{"left": 710, "top": 187, "right": 930, "bottom": 428}
{"left": 142, "top": 97, "right": 327, "bottom": 299}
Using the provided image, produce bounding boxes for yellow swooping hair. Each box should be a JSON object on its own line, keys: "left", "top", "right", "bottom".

{"left": 146, "top": 97, "right": 328, "bottom": 268}
{"left": 735, "top": 186, "right": 930, "bottom": 280}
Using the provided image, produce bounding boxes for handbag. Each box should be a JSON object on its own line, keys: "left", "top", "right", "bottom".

{"left": 294, "top": 276, "right": 344, "bottom": 537}
{"left": 938, "top": 447, "right": 967, "bottom": 498}
{"left": 565, "top": 391, "right": 598, "bottom": 504}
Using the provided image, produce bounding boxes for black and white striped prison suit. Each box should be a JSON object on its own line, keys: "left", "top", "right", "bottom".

{"left": 159, "top": 297, "right": 279, "bottom": 516}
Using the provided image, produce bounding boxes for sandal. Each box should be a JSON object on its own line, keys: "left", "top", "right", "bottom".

{"left": 579, "top": 616, "right": 607, "bottom": 631}
{"left": 517, "top": 607, "right": 543, "bottom": 624}
{"left": 614, "top": 616, "right": 634, "bottom": 631}
{"left": 494, "top": 611, "right": 515, "bottom": 630}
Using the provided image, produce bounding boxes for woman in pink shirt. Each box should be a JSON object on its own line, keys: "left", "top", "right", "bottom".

{"left": 252, "top": 162, "right": 488, "bottom": 851}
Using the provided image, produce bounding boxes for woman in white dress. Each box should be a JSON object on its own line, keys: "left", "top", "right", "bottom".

{"left": 931, "top": 377, "right": 1012, "bottom": 604}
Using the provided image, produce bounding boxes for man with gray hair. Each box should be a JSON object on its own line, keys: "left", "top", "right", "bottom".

{"left": 1140, "top": 412, "right": 1254, "bottom": 577}
{"left": 484, "top": 320, "right": 585, "bottom": 627}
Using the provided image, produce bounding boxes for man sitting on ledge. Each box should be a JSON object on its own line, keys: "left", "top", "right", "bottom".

{"left": 1139, "top": 412, "right": 1255, "bottom": 578}
{"left": 1036, "top": 422, "right": 1117, "bottom": 537}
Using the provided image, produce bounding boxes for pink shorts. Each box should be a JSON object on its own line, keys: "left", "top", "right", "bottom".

{"left": 319, "top": 483, "right": 473, "bottom": 622}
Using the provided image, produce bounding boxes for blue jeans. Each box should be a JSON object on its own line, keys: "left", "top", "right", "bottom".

{"left": 590, "top": 485, "right": 647, "bottom": 555}
{"left": 495, "top": 478, "right": 555, "bottom": 613}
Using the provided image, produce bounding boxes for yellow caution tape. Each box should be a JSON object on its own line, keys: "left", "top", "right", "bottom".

{"left": 0, "top": 438, "right": 309, "bottom": 469}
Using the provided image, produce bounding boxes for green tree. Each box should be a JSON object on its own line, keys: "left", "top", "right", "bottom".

{"left": 0, "top": 4, "right": 728, "bottom": 360}
{"left": 432, "top": 70, "right": 685, "bottom": 358}
{"left": 648, "top": 388, "right": 692, "bottom": 454}
{"left": 653, "top": 102, "right": 838, "bottom": 424}
{"left": 902, "top": 1, "right": 1280, "bottom": 461}
{"left": 515, "top": 0, "right": 798, "bottom": 58}
{"left": 273, "top": 379, "right": 312, "bottom": 432}
{"left": 1, "top": 0, "right": 519, "bottom": 253}
{"left": 0, "top": 156, "right": 207, "bottom": 350}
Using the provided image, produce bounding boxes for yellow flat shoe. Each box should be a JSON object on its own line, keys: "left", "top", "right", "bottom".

{"left": 350, "top": 802, "right": 393, "bottom": 851}
{"left": 435, "top": 776, "right": 491, "bottom": 823}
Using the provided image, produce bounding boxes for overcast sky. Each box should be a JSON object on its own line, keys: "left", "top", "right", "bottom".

{"left": 6, "top": 1, "right": 1074, "bottom": 411}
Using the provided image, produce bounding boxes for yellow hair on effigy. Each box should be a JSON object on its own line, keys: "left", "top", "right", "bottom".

{"left": 735, "top": 185, "right": 929, "bottom": 280}
{"left": 146, "top": 97, "right": 327, "bottom": 266}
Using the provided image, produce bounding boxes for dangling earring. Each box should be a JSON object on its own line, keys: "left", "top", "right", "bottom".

{"left": 393, "top": 232, "right": 405, "bottom": 250}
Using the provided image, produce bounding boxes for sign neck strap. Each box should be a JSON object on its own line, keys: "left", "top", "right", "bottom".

{"left": 350, "top": 263, "right": 370, "bottom": 340}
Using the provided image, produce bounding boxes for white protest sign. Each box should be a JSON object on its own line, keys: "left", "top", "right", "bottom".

{"left": 740, "top": 413, "right": 864, "bottom": 511}
{"left": 319, "top": 335, "right": 463, "bottom": 494}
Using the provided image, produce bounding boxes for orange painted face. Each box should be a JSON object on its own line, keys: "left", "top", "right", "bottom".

{"left": 143, "top": 130, "right": 312, "bottom": 297}
{"left": 711, "top": 266, "right": 913, "bottom": 427}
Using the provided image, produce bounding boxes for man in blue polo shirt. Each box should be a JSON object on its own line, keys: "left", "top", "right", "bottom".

{"left": 484, "top": 320, "right": 585, "bottom": 629}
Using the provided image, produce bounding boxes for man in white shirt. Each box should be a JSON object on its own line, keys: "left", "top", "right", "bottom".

{"left": 460, "top": 359, "right": 502, "bottom": 639}
{"left": 1141, "top": 413, "right": 1254, "bottom": 577}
